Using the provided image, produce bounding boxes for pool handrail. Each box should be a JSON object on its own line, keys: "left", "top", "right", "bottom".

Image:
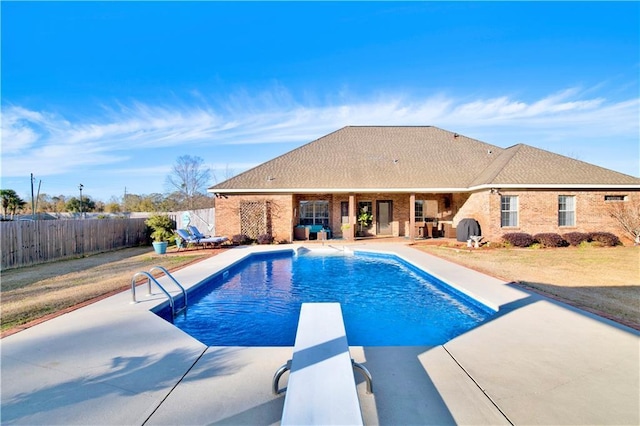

{"left": 149, "top": 266, "right": 188, "bottom": 310}
{"left": 130, "top": 268, "right": 187, "bottom": 317}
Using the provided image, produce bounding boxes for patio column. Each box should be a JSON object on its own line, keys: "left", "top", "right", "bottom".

{"left": 348, "top": 193, "right": 356, "bottom": 240}
{"left": 409, "top": 193, "right": 416, "bottom": 242}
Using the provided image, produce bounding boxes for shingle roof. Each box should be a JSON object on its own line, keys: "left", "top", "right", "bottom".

{"left": 210, "top": 126, "right": 640, "bottom": 193}
{"left": 473, "top": 144, "right": 640, "bottom": 186}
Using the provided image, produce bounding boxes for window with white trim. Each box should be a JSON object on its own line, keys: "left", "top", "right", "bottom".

{"left": 340, "top": 201, "right": 349, "bottom": 224}
{"left": 500, "top": 195, "right": 518, "bottom": 227}
{"left": 414, "top": 200, "right": 438, "bottom": 221}
{"left": 558, "top": 195, "right": 575, "bottom": 226}
{"left": 604, "top": 195, "right": 627, "bottom": 202}
{"left": 414, "top": 200, "right": 424, "bottom": 221}
{"left": 299, "top": 200, "right": 329, "bottom": 226}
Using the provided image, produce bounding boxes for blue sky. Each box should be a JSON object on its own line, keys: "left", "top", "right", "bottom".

{"left": 2, "top": 1, "right": 639, "bottom": 202}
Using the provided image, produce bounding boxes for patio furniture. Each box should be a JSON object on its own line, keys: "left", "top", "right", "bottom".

{"left": 294, "top": 226, "right": 310, "bottom": 241}
{"left": 175, "top": 229, "right": 228, "bottom": 251}
{"left": 294, "top": 225, "right": 332, "bottom": 240}
{"left": 187, "top": 225, "right": 210, "bottom": 239}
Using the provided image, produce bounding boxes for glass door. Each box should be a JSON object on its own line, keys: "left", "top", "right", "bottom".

{"left": 376, "top": 200, "right": 393, "bottom": 235}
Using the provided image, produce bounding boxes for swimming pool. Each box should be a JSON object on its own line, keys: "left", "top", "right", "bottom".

{"left": 163, "top": 249, "right": 495, "bottom": 346}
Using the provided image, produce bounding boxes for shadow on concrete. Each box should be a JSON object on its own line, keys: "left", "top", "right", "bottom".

{"left": 461, "top": 282, "right": 639, "bottom": 340}
{"left": 207, "top": 398, "right": 285, "bottom": 425}
{"left": 511, "top": 281, "right": 640, "bottom": 332}
{"left": 1, "top": 347, "right": 241, "bottom": 424}
{"left": 358, "top": 346, "right": 457, "bottom": 425}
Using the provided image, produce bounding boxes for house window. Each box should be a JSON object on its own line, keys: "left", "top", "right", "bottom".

{"left": 414, "top": 200, "right": 424, "bottom": 221}
{"left": 299, "top": 200, "right": 329, "bottom": 226}
{"left": 558, "top": 195, "right": 576, "bottom": 226}
{"left": 500, "top": 195, "right": 518, "bottom": 227}
{"left": 340, "top": 201, "right": 349, "bottom": 224}
{"left": 605, "top": 195, "right": 627, "bottom": 202}
{"left": 414, "top": 200, "right": 438, "bottom": 221}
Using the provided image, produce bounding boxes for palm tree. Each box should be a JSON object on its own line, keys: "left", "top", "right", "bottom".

{"left": 1, "top": 189, "right": 27, "bottom": 220}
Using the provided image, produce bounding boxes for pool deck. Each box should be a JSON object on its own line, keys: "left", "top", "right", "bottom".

{"left": 2, "top": 243, "right": 638, "bottom": 425}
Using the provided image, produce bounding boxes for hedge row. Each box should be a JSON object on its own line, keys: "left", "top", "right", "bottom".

{"left": 502, "top": 232, "right": 620, "bottom": 248}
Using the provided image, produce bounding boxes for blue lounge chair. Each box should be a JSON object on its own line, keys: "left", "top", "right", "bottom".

{"left": 187, "top": 225, "right": 210, "bottom": 239}
{"left": 188, "top": 225, "right": 229, "bottom": 246}
{"left": 176, "top": 229, "right": 228, "bottom": 251}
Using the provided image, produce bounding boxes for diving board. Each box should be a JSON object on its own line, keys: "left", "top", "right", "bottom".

{"left": 274, "top": 303, "right": 371, "bottom": 425}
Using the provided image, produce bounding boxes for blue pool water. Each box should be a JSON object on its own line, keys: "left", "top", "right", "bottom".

{"left": 166, "top": 250, "right": 495, "bottom": 346}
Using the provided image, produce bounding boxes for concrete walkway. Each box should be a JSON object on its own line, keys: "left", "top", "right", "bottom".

{"left": 1, "top": 243, "right": 638, "bottom": 425}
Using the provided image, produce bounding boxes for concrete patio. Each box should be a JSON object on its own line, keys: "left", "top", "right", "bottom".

{"left": 1, "top": 243, "right": 638, "bottom": 425}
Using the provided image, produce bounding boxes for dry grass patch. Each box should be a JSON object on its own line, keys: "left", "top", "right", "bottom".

{"left": 415, "top": 244, "right": 640, "bottom": 330}
{"left": 1, "top": 247, "right": 211, "bottom": 333}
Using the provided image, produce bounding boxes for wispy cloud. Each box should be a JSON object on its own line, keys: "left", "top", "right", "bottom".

{"left": 2, "top": 86, "right": 638, "bottom": 178}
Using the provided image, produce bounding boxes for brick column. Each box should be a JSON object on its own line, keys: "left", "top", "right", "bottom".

{"left": 348, "top": 193, "right": 356, "bottom": 240}
{"left": 409, "top": 193, "right": 416, "bottom": 241}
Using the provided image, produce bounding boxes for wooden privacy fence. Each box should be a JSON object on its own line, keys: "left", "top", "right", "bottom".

{"left": 0, "top": 219, "right": 148, "bottom": 270}
{"left": 173, "top": 208, "right": 216, "bottom": 232}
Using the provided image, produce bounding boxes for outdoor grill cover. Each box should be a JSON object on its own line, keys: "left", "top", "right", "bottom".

{"left": 456, "top": 218, "right": 481, "bottom": 242}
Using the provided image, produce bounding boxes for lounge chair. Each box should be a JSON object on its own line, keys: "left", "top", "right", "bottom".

{"left": 188, "top": 225, "right": 230, "bottom": 247}
{"left": 176, "top": 229, "right": 228, "bottom": 251}
{"left": 187, "top": 225, "right": 210, "bottom": 239}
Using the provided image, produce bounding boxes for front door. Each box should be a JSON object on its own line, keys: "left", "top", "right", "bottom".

{"left": 376, "top": 200, "right": 393, "bottom": 235}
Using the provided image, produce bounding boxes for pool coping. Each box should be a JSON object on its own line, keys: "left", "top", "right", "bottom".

{"left": 1, "top": 243, "right": 638, "bottom": 425}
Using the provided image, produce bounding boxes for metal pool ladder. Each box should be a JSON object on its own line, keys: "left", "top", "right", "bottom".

{"left": 130, "top": 266, "right": 188, "bottom": 317}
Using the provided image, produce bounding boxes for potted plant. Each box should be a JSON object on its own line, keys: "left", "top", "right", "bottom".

{"left": 341, "top": 223, "right": 352, "bottom": 239}
{"left": 356, "top": 207, "right": 373, "bottom": 237}
{"left": 145, "top": 214, "right": 175, "bottom": 254}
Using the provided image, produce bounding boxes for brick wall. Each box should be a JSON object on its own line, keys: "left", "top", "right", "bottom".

{"left": 452, "top": 191, "right": 490, "bottom": 239}
{"left": 456, "top": 189, "right": 640, "bottom": 243}
{"left": 216, "top": 190, "right": 639, "bottom": 244}
{"left": 215, "top": 194, "right": 294, "bottom": 242}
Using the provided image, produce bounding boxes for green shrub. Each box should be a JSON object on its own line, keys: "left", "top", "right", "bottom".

{"left": 144, "top": 214, "right": 175, "bottom": 243}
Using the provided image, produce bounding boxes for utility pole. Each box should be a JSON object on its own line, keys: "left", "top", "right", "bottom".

{"left": 78, "top": 184, "right": 84, "bottom": 219}
{"left": 31, "top": 173, "right": 35, "bottom": 220}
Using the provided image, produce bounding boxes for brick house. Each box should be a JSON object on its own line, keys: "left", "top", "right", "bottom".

{"left": 209, "top": 126, "right": 640, "bottom": 243}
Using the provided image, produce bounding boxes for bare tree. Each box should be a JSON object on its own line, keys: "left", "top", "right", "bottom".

{"left": 165, "top": 155, "right": 212, "bottom": 210}
{"left": 608, "top": 201, "right": 640, "bottom": 245}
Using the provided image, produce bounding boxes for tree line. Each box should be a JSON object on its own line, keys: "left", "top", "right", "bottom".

{"left": 1, "top": 155, "right": 227, "bottom": 220}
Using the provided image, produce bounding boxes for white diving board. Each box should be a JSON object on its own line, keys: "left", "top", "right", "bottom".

{"left": 272, "top": 302, "right": 371, "bottom": 426}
